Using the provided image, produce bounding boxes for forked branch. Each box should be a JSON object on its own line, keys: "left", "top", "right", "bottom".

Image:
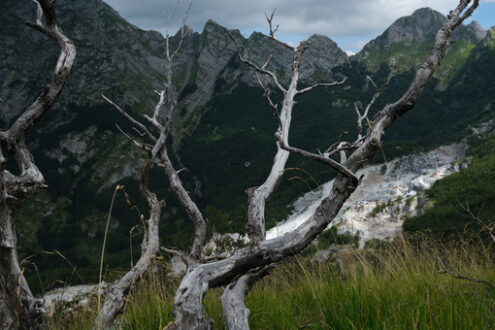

{"left": 265, "top": 9, "right": 294, "bottom": 51}
{"left": 102, "top": 95, "right": 157, "bottom": 143}
{"left": 275, "top": 132, "right": 358, "bottom": 185}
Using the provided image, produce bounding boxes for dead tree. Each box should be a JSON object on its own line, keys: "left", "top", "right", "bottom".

{"left": 0, "top": 1, "right": 76, "bottom": 329}
{"left": 172, "top": 1, "right": 479, "bottom": 329}
{"left": 95, "top": 3, "right": 207, "bottom": 328}
{"left": 100, "top": 0, "right": 478, "bottom": 329}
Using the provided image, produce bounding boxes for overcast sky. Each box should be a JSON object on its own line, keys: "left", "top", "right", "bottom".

{"left": 104, "top": 0, "right": 495, "bottom": 54}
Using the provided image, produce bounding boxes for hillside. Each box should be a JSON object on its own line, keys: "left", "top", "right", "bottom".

{"left": 1, "top": 1, "right": 493, "bottom": 291}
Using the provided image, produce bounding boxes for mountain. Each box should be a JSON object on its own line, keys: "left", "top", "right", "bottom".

{"left": 1, "top": 0, "right": 493, "bottom": 291}
{"left": 359, "top": 8, "right": 485, "bottom": 54}
{"left": 0, "top": 0, "right": 168, "bottom": 123}
{"left": 356, "top": 7, "right": 486, "bottom": 84}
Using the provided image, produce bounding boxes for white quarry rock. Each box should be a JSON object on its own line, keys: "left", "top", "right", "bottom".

{"left": 266, "top": 143, "right": 468, "bottom": 246}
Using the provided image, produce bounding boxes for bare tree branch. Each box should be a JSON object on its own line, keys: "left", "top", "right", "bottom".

{"left": 265, "top": 10, "right": 279, "bottom": 38}
{"left": 438, "top": 269, "right": 495, "bottom": 290}
{"left": 115, "top": 124, "right": 152, "bottom": 152}
{"left": 158, "top": 148, "right": 207, "bottom": 260}
{"left": 460, "top": 202, "right": 495, "bottom": 243}
{"left": 160, "top": 246, "right": 195, "bottom": 266}
{"left": 96, "top": 4, "right": 208, "bottom": 326}
{"left": 255, "top": 74, "right": 281, "bottom": 124}
{"left": 275, "top": 132, "right": 358, "bottom": 184}
{"left": 244, "top": 40, "right": 314, "bottom": 242}
{"left": 265, "top": 9, "right": 295, "bottom": 51}
{"left": 95, "top": 156, "right": 165, "bottom": 329}
{"left": 437, "top": 256, "right": 494, "bottom": 290}
{"left": 144, "top": 90, "right": 166, "bottom": 132}
{"left": 102, "top": 95, "right": 157, "bottom": 143}
{"left": 171, "top": 3, "right": 193, "bottom": 61}
{"left": 220, "top": 266, "right": 274, "bottom": 329}
{"left": 296, "top": 78, "right": 347, "bottom": 95}
{"left": 351, "top": 76, "right": 389, "bottom": 141}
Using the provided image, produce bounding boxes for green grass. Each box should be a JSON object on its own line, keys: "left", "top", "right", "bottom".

{"left": 46, "top": 235, "right": 495, "bottom": 329}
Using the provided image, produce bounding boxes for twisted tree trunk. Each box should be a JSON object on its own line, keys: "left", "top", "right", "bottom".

{"left": 0, "top": 1, "right": 76, "bottom": 328}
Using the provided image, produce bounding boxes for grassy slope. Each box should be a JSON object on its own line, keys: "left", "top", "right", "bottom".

{"left": 46, "top": 236, "right": 495, "bottom": 329}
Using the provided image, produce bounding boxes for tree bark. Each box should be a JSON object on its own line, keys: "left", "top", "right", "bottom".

{"left": 225, "top": 20, "right": 347, "bottom": 329}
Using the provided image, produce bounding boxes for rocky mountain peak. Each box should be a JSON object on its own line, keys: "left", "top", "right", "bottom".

{"left": 357, "top": 7, "right": 486, "bottom": 66}
{"left": 487, "top": 26, "right": 495, "bottom": 40}
{"left": 178, "top": 25, "right": 194, "bottom": 37}
{"left": 307, "top": 34, "right": 338, "bottom": 46}
{"left": 203, "top": 19, "right": 228, "bottom": 34}
{"left": 385, "top": 7, "right": 445, "bottom": 44}
{"left": 303, "top": 34, "right": 349, "bottom": 78}
{"left": 411, "top": 7, "right": 445, "bottom": 22}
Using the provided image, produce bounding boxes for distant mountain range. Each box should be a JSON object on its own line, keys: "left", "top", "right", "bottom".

{"left": 1, "top": 0, "right": 494, "bottom": 290}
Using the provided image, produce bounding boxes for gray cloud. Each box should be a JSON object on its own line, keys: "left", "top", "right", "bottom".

{"left": 103, "top": 0, "right": 487, "bottom": 52}
{"left": 104, "top": 0, "right": 458, "bottom": 35}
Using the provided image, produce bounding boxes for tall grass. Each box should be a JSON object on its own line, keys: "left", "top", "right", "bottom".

{"left": 46, "top": 235, "right": 495, "bottom": 329}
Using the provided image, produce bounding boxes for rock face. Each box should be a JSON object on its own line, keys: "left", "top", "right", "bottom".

{"left": 0, "top": 0, "right": 168, "bottom": 123}
{"left": 266, "top": 143, "right": 468, "bottom": 246}
{"left": 481, "top": 26, "right": 495, "bottom": 48}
